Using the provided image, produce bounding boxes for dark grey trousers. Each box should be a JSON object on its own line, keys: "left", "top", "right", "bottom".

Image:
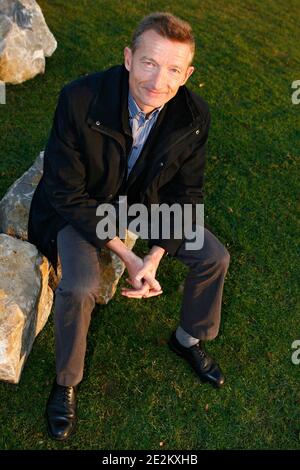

{"left": 55, "top": 225, "right": 230, "bottom": 386}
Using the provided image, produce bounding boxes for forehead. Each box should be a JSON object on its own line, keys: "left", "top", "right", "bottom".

{"left": 134, "top": 29, "right": 192, "bottom": 66}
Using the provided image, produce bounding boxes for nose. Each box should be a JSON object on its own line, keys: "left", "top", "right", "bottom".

{"left": 151, "top": 67, "right": 167, "bottom": 90}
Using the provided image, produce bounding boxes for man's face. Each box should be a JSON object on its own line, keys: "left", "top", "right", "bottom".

{"left": 124, "top": 29, "right": 194, "bottom": 114}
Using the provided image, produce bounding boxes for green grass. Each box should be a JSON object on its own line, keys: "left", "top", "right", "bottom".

{"left": 0, "top": 0, "right": 299, "bottom": 450}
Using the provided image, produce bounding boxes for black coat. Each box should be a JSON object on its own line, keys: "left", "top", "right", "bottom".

{"left": 28, "top": 65, "right": 210, "bottom": 269}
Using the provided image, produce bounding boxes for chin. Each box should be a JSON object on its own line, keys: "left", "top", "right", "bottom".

{"left": 143, "top": 97, "right": 165, "bottom": 108}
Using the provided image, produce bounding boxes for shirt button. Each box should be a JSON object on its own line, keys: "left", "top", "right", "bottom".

{"left": 196, "top": 129, "right": 200, "bottom": 134}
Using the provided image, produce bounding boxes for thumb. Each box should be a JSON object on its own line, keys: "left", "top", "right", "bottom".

{"left": 143, "top": 274, "right": 161, "bottom": 291}
{"left": 131, "top": 277, "right": 143, "bottom": 289}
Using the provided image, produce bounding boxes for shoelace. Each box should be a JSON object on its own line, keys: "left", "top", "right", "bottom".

{"left": 192, "top": 343, "right": 208, "bottom": 366}
{"left": 56, "top": 385, "right": 74, "bottom": 405}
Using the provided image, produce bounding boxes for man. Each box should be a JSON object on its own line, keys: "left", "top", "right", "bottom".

{"left": 28, "top": 12, "right": 230, "bottom": 441}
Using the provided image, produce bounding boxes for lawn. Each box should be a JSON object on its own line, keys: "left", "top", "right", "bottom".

{"left": 0, "top": 0, "right": 299, "bottom": 450}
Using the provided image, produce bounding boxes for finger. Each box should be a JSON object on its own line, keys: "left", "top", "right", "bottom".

{"left": 143, "top": 274, "right": 161, "bottom": 291}
{"left": 134, "top": 268, "right": 145, "bottom": 282}
{"left": 121, "top": 289, "right": 142, "bottom": 296}
{"left": 130, "top": 277, "right": 143, "bottom": 289}
{"left": 134, "top": 266, "right": 152, "bottom": 283}
{"left": 121, "top": 287, "right": 162, "bottom": 299}
{"left": 121, "top": 291, "right": 144, "bottom": 298}
{"left": 121, "top": 286, "right": 150, "bottom": 296}
{"left": 121, "top": 282, "right": 150, "bottom": 295}
{"left": 142, "top": 289, "right": 163, "bottom": 298}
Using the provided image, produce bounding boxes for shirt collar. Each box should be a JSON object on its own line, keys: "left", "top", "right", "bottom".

{"left": 128, "top": 91, "right": 164, "bottom": 122}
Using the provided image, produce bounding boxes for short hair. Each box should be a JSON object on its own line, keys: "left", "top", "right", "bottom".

{"left": 131, "top": 12, "right": 195, "bottom": 62}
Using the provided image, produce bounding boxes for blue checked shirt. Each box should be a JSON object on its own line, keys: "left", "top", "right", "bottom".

{"left": 127, "top": 92, "right": 163, "bottom": 178}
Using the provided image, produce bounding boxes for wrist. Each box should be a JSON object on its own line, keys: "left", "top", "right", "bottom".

{"left": 146, "top": 246, "right": 165, "bottom": 265}
{"left": 106, "top": 236, "right": 133, "bottom": 264}
{"left": 122, "top": 247, "right": 137, "bottom": 265}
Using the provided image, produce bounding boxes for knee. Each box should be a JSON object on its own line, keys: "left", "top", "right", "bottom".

{"left": 215, "top": 248, "right": 230, "bottom": 271}
{"left": 190, "top": 249, "right": 230, "bottom": 276}
{"left": 56, "top": 279, "right": 100, "bottom": 302}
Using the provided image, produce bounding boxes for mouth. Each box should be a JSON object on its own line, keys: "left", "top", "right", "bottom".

{"left": 144, "top": 88, "right": 166, "bottom": 96}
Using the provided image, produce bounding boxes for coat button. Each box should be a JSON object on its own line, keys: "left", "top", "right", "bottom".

{"left": 95, "top": 121, "right": 101, "bottom": 126}
{"left": 159, "top": 162, "right": 164, "bottom": 167}
{"left": 196, "top": 129, "right": 200, "bottom": 134}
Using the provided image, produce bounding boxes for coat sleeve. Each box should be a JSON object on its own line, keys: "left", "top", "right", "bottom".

{"left": 42, "top": 86, "right": 118, "bottom": 249}
{"left": 148, "top": 109, "right": 211, "bottom": 256}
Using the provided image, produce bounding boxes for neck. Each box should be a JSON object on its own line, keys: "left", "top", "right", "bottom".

{"left": 129, "top": 90, "right": 156, "bottom": 115}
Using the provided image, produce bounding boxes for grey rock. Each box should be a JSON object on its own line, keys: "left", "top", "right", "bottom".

{"left": 0, "top": 150, "right": 44, "bottom": 240}
{"left": 0, "top": 0, "right": 57, "bottom": 84}
{"left": 0, "top": 234, "right": 53, "bottom": 383}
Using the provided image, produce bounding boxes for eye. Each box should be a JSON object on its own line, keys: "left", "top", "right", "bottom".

{"left": 143, "top": 60, "right": 155, "bottom": 67}
{"left": 170, "top": 68, "right": 181, "bottom": 74}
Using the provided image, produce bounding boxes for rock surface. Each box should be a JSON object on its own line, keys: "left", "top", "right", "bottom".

{"left": 0, "top": 0, "right": 57, "bottom": 84}
{"left": 0, "top": 150, "right": 44, "bottom": 240}
{"left": 0, "top": 234, "right": 53, "bottom": 383}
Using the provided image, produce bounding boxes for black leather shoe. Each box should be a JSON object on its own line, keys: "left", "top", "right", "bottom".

{"left": 46, "top": 380, "right": 77, "bottom": 441}
{"left": 168, "top": 331, "right": 225, "bottom": 388}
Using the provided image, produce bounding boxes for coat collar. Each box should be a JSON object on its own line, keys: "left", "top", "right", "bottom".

{"left": 87, "top": 64, "right": 130, "bottom": 136}
{"left": 87, "top": 64, "right": 202, "bottom": 139}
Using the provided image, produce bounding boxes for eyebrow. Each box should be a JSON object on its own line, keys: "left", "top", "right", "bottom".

{"left": 140, "top": 56, "right": 182, "bottom": 70}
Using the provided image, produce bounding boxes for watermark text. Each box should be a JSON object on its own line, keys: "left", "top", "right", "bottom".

{"left": 95, "top": 196, "right": 204, "bottom": 250}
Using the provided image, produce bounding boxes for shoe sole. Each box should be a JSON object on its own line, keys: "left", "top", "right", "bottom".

{"left": 168, "top": 340, "right": 224, "bottom": 389}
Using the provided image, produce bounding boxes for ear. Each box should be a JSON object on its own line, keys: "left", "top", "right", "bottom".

{"left": 182, "top": 65, "right": 195, "bottom": 85}
{"left": 124, "top": 47, "right": 133, "bottom": 72}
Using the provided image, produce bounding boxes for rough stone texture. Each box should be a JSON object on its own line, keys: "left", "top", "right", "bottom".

{"left": 0, "top": 234, "right": 53, "bottom": 383}
{"left": 0, "top": 150, "right": 44, "bottom": 240}
{"left": 0, "top": 0, "right": 57, "bottom": 84}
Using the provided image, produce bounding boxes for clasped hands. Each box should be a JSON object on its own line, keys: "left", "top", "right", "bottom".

{"left": 121, "top": 250, "right": 163, "bottom": 299}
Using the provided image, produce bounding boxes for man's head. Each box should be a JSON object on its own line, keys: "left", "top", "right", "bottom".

{"left": 124, "top": 12, "right": 195, "bottom": 114}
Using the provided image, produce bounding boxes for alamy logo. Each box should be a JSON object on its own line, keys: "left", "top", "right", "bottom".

{"left": 291, "top": 80, "right": 300, "bottom": 104}
{"left": 95, "top": 196, "right": 205, "bottom": 250}
{"left": 291, "top": 340, "right": 300, "bottom": 365}
{"left": 0, "top": 81, "right": 6, "bottom": 105}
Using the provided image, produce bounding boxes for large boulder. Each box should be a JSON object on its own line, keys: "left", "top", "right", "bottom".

{"left": 0, "top": 234, "right": 53, "bottom": 383}
{"left": 0, "top": 0, "right": 57, "bottom": 84}
{"left": 0, "top": 150, "right": 44, "bottom": 240}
